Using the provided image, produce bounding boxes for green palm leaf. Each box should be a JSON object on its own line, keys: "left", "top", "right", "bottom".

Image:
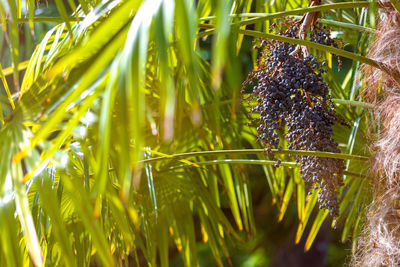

{"left": 0, "top": 0, "right": 382, "bottom": 265}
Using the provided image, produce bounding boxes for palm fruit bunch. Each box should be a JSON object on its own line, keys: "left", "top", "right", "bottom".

{"left": 243, "top": 20, "right": 346, "bottom": 217}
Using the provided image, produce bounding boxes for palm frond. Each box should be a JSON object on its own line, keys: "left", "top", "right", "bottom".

{"left": 0, "top": 0, "right": 382, "bottom": 265}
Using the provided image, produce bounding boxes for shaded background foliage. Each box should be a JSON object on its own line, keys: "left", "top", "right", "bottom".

{"left": 0, "top": 0, "right": 381, "bottom": 266}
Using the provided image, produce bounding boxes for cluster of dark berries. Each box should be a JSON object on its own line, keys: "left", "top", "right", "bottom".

{"left": 242, "top": 21, "right": 346, "bottom": 217}
{"left": 309, "top": 25, "right": 338, "bottom": 47}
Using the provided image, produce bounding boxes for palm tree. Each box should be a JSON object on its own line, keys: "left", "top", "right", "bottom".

{"left": 0, "top": 0, "right": 395, "bottom": 266}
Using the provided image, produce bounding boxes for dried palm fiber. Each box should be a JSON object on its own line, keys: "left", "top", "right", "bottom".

{"left": 351, "top": 7, "right": 400, "bottom": 267}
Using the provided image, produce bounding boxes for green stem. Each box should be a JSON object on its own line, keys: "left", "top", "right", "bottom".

{"left": 139, "top": 149, "right": 369, "bottom": 164}
{"left": 238, "top": 29, "right": 379, "bottom": 68}
{"left": 0, "top": 17, "right": 84, "bottom": 24}
{"left": 343, "top": 170, "right": 369, "bottom": 179}
{"left": 239, "top": 28, "right": 400, "bottom": 86}
{"left": 197, "top": 29, "right": 215, "bottom": 39}
{"left": 167, "top": 159, "right": 297, "bottom": 168}
{"left": 302, "top": 17, "right": 375, "bottom": 33}
{"left": 200, "top": 2, "right": 384, "bottom": 25}
{"left": 198, "top": 3, "right": 376, "bottom": 35}
{"left": 332, "top": 98, "right": 374, "bottom": 109}
{"left": 161, "top": 159, "right": 369, "bottom": 179}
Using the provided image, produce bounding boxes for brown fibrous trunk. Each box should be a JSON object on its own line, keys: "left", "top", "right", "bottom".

{"left": 351, "top": 8, "right": 400, "bottom": 267}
